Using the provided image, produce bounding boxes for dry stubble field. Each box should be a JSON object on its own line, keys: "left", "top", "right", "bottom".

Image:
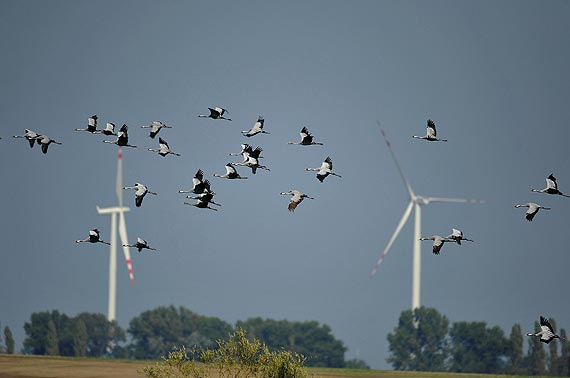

{"left": 0, "top": 354, "right": 525, "bottom": 378}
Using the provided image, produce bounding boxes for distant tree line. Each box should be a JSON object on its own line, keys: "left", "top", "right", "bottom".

{"left": 0, "top": 322, "right": 15, "bottom": 354}
{"left": 18, "top": 306, "right": 369, "bottom": 369}
{"left": 387, "top": 307, "right": 570, "bottom": 376}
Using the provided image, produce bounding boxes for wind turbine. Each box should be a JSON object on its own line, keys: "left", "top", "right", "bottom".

{"left": 96, "top": 147, "right": 134, "bottom": 321}
{"left": 370, "top": 126, "right": 483, "bottom": 310}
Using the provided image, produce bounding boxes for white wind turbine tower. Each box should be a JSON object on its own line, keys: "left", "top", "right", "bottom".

{"left": 370, "top": 127, "right": 483, "bottom": 310}
{"left": 96, "top": 147, "right": 134, "bottom": 321}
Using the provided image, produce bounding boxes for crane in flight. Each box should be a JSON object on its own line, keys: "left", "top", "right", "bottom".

{"left": 198, "top": 107, "right": 231, "bottom": 121}
{"left": 280, "top": 190, "right": 314, "bottom": 212}
{"left": 514, "top": 202, "right": 551, "bottom": 222}
{"left": 412, "top": 119, "right": 448, "bottom": 142}
{"left": 305, "top": 156, "right": 341, "bottom": 182}
{"left": 75, "top": 229, "right": 110, "bottom": 245}
{"left": 141, "top": 121, "right": 172, "bottom": 139}
{"left": 531, "top": 174, "right": 569, "bottom": 198}
{"left": 288, "top": 126, "right": 323, "bottom": 146}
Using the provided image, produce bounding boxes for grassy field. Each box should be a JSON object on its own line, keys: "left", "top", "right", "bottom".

{"left": 0, "top": 354, "right": 527, "bottom": 378}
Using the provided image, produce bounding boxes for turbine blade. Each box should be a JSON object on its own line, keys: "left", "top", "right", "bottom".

{"left": 116, "top": 147, "right": 123, "bottom": 207}
{"left": 118, "top": 210, "right": 134, "bottom": 283}
{"left": 371, "top": 201, "right": 414, "bottom": 276}
{"left": 378, "top": 123, "right": 415, "bottom": 199}
{"left": 424, "top": 197, "right": 485, "bottom": 204}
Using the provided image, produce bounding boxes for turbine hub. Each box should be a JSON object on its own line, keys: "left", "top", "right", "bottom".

{"left": 414, "top": 196, "right": 429, "bottom": 206}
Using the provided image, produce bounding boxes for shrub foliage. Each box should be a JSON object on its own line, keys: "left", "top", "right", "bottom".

{"left": 143, "top": 328, "right": 309, "bottom": 378}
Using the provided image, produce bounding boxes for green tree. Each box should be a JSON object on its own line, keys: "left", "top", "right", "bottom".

{"left": 74, "top": 312, "right": 125, "bottom": 357}
{"left": 128, "top": 305, "right": 233, "bottom": 359}
{"left": 23, "top": 310, "right": 123, "bottom": 357}
{"left": 449, "top": 321, "right": 508, "bottom": 373}
{"left": 237, "top": 318, "right": 293, "bottom": 351}
{"left": 237, "top": 318, "right": 346, "bottom": 367}
{"left": 558, "top": 329, "right": 569, "bottom": 376}
{"left": 23, "top": 311, "right": 51, "bottom": 354}
{"left": 46, "top": 319, "right": 59, "bottom": 356}
{"left": 386, "top": 307, "right": 449, "bottom": 371}
{"left": 23, "top": 310, "right": 74, "bottom": 356}
{"left": 292, "top": 321, "right": 346, "bottom": 367}
{"left": 526, "top": 321, "right": 546, "bottom": 375}
{"left": 508, "top": 323, "right": 524, "bottom": 375}
{"left": 73, "top": 319, "right": 88, "bottom": 357}
{"left": 4, "top": 326, "right": 15, "bottom": 354}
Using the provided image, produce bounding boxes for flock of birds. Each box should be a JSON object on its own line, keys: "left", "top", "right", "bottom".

{"left": 408, "top": 120, "right": 568, "bottom": 344}
{"left": 7, "top": 114, "right": 566, "bottom": 344}
{"left": 403, "top": 120, "right": 569, "bottom": 265}
{"left": 11, "top": 107, "right": 342, "bottom": 253}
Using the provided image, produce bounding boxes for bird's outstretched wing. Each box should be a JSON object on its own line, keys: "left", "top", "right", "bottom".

{"left": 540, "top": 316, "right": 555, "bottom": 333}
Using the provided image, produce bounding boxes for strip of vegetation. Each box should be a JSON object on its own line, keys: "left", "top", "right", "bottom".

{"left": 143, "top": 328, "right": 309, "bottom": 378}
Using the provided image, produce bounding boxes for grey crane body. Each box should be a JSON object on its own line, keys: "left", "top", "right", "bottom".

{"left": 75, "top": 115, "right": 101, "bottom": 133}
{"left": 185, "top": 191, "right": 221, "bottom": 207}
{"left": 242, "top": 116, "right": 269, "bottom": 137}
{"left": 228, "top": 144, "right": 251, "bottom": 158}
{"left": 123, "top": 183, "right": 157, "bottom": 207}
{"left": 36, "top": 135, "right": 62, "bottom": 154}
{"left": 198, "top": 107, "right": 231, "bottom": 121}
{"left": 102, "top": 124, "right": 137, "bottom": 148}
{"left": 229, "top": 144, "right": 264, "bottom": 163}
{"left": 124, "top": 237, "right": 157, "bottom": 252}
{"left": 288, "top": 126, "right": 323, "bottom": 146}
{"left": 446, "top": 228, "right": 474, "bottom": 245}
{"left": 280, "top": 190, "right": 314, "bottom": 212}
{"left": 179, "top": 170, "right": 214, "bottom": 195}
{"left": 514, "top": 202, "right": 551, "bottom": 221}
{"left": 233, "top": 146, "right": 270, "bottom": 174}
{"left": 213, "top": 163, "right": 248, "bottom": 179}
{"left": 142, "top": 121, "right": 172, "bottom": 139}
{"left": 306, "top": 156, "right": 341, "bottom": 182}
{"left": 527, "top": 316, "right": 565, "bottom": 344}
{"left": 75, "top": 228, "right": 110, "bottom": 245}
{"left": 531, "top": 174, "right": 570, "bottom": 198}
{"left": 419, "top": 235, "right": 454, "bottom": 255}
{"left": 413, "top": 119, "right": 448, "bottom": 142}
{"left": 148, "top": 137, "right": 180, "bottom": 157}
{"left": 13, "top": 129, "right": 39, "bottom": 148}
{"left": 101, "top": 122, "right": 117, "bottom": 136}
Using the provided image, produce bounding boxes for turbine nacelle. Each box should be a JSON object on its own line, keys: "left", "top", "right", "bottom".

{"left": 413, "top": 196, "right": 430, "bottom": 206}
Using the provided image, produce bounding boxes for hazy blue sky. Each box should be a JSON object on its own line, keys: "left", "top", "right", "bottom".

{"left": 1, "top": 0, "right": 569, "bottom": 369}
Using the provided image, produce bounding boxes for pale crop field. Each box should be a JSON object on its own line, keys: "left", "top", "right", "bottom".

{"left": 0, "top": 355, "right": 527, "bottom": 378}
